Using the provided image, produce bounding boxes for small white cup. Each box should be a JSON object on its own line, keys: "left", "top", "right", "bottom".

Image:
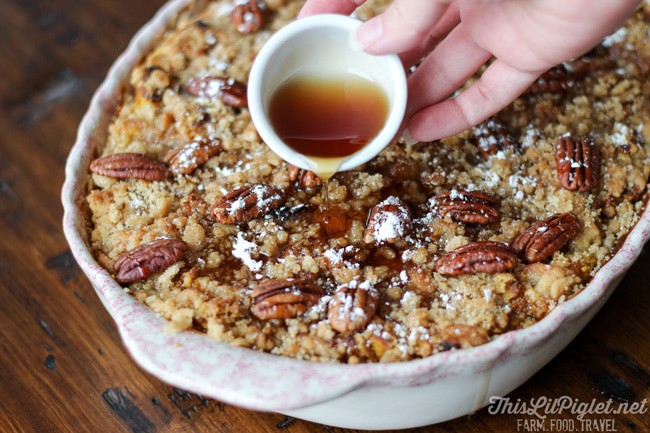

{"left": 247, "top": 14, "right": 407, "bottom": 173}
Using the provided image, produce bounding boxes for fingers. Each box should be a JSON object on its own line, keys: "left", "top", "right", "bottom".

{"left": 536, "top": 0, "right": 641, "bottom": 64}
{"left": 398, "top": 3, "right": 461, "bottom": 68}
{"left": 356, "top": 0, "right": 452, "bottom": 55}
{"left": 406, "top": 23, "right": 491, "bottom": 116}
{"left": 406, "top": 60, "right": 540, "bottom": 142}
{"left": 298, "top": 0, "right": 366, "bottom": 18}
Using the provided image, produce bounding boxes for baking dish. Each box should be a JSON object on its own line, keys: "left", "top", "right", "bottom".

{"left": 61, "top": 0, "right": 650, "bottom": 429}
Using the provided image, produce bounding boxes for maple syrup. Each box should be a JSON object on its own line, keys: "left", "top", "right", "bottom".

{"left": 269, "top": 73, "right": 389, "bottom": 235}
{"left": 268, "top": 73, "right": 389, "bottom": 180}
{"left": 318, "top": 174, "right": 368, "bottom": 236}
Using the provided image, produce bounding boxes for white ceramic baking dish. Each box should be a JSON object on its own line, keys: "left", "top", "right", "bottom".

{"left": 61, "top": 0, "right": 650, "bottom": 429}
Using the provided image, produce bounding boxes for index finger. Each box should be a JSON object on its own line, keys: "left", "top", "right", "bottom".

{"left": 358, "top": 0, "right": 451, "bottom": 54}
{"left": 298, "top": 0, "right": 366, "bottom": 18}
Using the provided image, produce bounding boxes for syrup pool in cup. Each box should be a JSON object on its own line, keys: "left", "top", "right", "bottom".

{"left": 268, "top": 73, "right": 390, "bottom": 180}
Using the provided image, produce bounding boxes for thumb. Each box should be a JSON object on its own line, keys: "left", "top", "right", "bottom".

{"left": 356, "top": 0, "right": 452, "bottom": 54}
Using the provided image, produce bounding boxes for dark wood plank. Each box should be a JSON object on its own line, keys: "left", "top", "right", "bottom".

{"left": 0, "top": 0, "right": 647, "bottom": 432}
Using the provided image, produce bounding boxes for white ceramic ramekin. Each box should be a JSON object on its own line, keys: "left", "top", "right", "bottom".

{"left": 247, "top": 14, "right": 407, "bottom": 173}
{"left": 62, "top": 0, "right": 650, "bottom": 429}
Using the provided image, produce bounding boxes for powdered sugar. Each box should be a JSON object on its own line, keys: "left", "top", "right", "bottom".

{"left": 374, "top": 212, "right": 403, "bottom": 241}
{"left": 232, "top": 232, "right": 262, "bottom": 271}
{"left": 367, "top": 196, "right": 410, "bottom": 243}
{"left": 521, "top": 126, "right": 539, "bottom": 148}
{"left": 610, "top": 122, "right": 629, "bottom": 147}
{"left": 323, "top": 248, "right": 343, "bottom": 264}
{"left": 204, "top": 77, "right": 229, "bottom": 98}
{"left": 171, "top": 140, "right": 202, "bottom": 171}
{"left": 227, "top": 184, "right": 282, "bottom": 214}
{"left": 204, "top": 30, "right": 217, "bottom": 45}
{"left": 438, "top": 291, "right": 462, "bottom": 311}
{"left": 331, "top": 285, "right": 372, "bottom": 323}
{"left": 483, "top": 170, "right": 501, "bottom": 188}
{"left": 483, "top": 288, "right": 493, "bottom": 303}
{"left": 324, "top": 246, "right": 360, "bottom": 269}
{"left": 253, "top": 184, "right": 283, "bottom": 210}
{"left": 473, "top": 121, "right": 499, "bottom": 153}
{"left": 602, "top": 27, "right": 628, "bottom": 48}
{"left": 208, "top": 57, "right": 230, "bottom": 72}
{"left": 130, "top": 197, "right": 145, "bottom": 211}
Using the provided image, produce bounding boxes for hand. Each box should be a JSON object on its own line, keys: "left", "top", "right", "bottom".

{"left": 299, "top": 0, "right": 641, "bottom": 142}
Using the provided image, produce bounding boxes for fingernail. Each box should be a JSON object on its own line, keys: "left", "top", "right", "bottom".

{"left": 401, "top": 129, "right": 418, "bottom": 145}
{"left": 355, "top": 16, "right": 382, "bottom": 49}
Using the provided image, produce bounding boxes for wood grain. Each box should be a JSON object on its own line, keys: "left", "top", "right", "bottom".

{"left": 0, "top": 0, "right": 648, "bottom": 432}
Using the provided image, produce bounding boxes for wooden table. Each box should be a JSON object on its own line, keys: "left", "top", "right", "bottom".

{"left": 0, "top": 0, "right": 648, "bottom": 432}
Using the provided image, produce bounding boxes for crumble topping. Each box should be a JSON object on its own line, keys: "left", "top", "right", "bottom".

{"left": 86, "top": 0, "right": 650, "bottom": 362}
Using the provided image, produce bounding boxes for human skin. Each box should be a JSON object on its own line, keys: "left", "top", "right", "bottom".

{"left": 299, "top": 0, "right": 641, "bottom": 142}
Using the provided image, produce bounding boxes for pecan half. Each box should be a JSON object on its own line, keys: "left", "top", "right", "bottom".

{"left": 186, "top": 76, "right": 248, "bottom": 107}
{"left": 287, "top": 164, "right": 322, "bottom": 188}
{"left": 231, "top": 0, "right": 268, "bottom": 35}
{"left": 164, "top": 138, "right": 222, "bottom": 175}
{"left": 526, "top": 64, "right": 576, "bottom": 95}
{"left": 113, "top": 239, "right": 187, "bottom": 283}
{"left": 389, "top": 161, "right": 422, "bottom": 181}
{"left": 555, "top": 136, "right": 600, "bottom": 192}
{"left": 328, "top": 285, "right": 379, "bottom": 333}
{"left": 251, "top": 279, "right": 323, "bottom": 320}
{"left": 364, "top": 196, "right": 412, "bottom": 245}
{"left": 512, "top": 213, "right": 580, "bottom": 263}
{"left": 210, "top": 184, "right": 286, "bottom": 224}
{"left": 431, "top": 190, "right": 500, "bottom": 225}
{"left": 89, "top": 153, "right": 170, "bottom": 181}
{"left": 436, "top": 241, "right": 518, "bottom": 276}
{"left": 469, "top": 119, "right": 516, "bottom": 158}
